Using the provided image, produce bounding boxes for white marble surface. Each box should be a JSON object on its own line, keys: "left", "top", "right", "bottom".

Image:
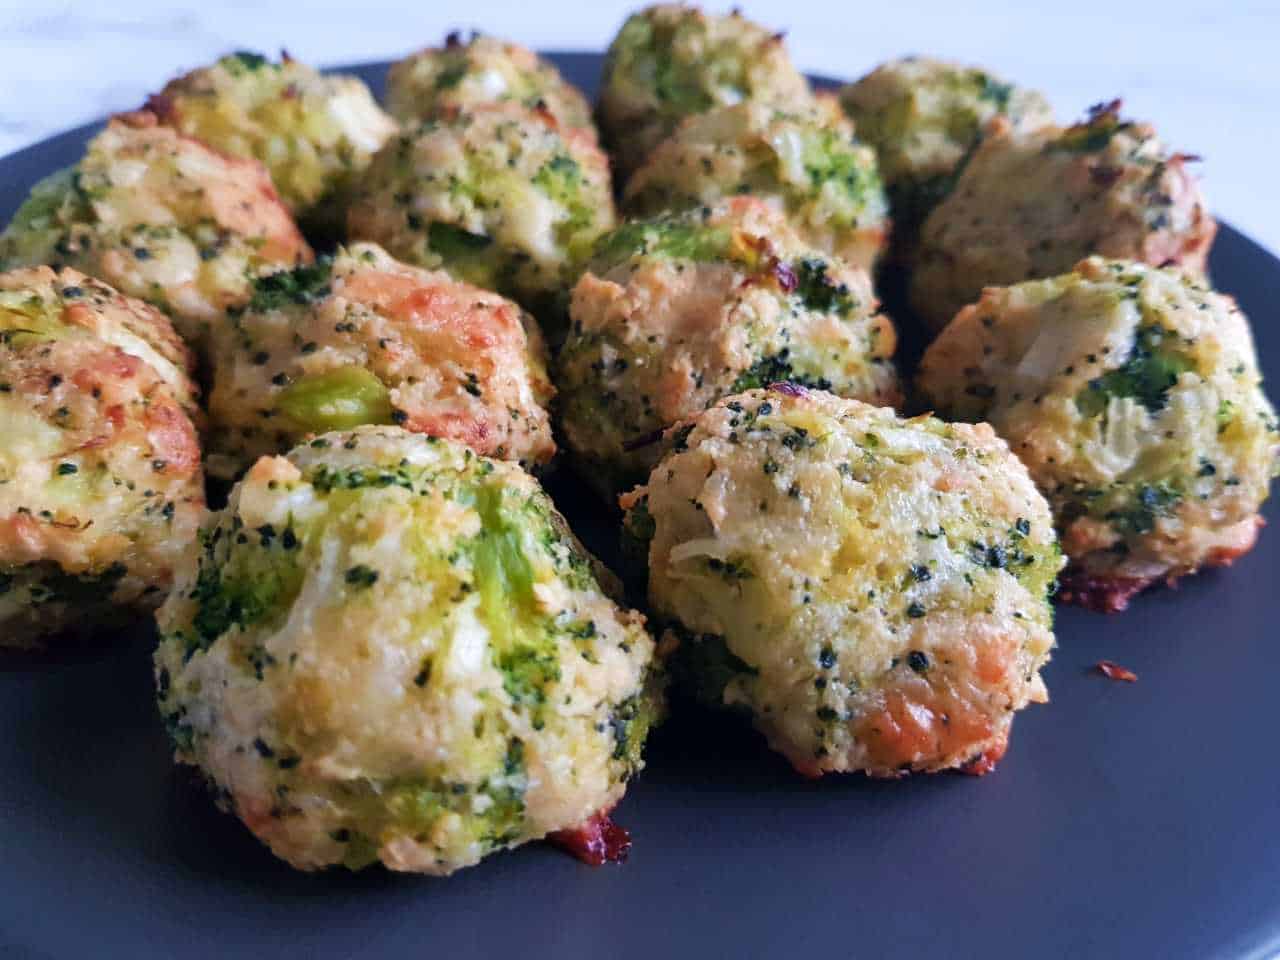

{"left": 1, "top": 1, "right": 1276, "bottom": 253}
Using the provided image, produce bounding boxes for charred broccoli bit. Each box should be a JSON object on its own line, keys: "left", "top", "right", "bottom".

{"left": 730, "top": 350, "right": 833, "bottom": 393}
{"left": 792, "top": 258, "right": 857, "bottom": 316}
{"left": 1052, "top": 101, "right": 1136, "bottom": 154}
{"left": 224, "top": 51, "right": 269, "bottom": 74}
{"left": 1076, "top": 324, "right": 1193, "bottom": 417}
{"left": 246, "top": 258, "right": 334, "bottom": 312}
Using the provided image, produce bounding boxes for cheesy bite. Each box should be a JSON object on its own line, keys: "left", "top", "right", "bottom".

{"left": 206, "top": 242, "right": 555, "bottom": 479}
{"left": 347, "top": 102, "right": 614, "bottom": 327}
{"left": 156, "top": 426, "right": 660, "bottom": 874}
{"left": 839, "top": 56, "right": 1053, "bottom": 255}
{"left": 623, "top": 386, "right": 1062, "bottom": 777}
{"left": 147, "top": 51, "right": 398, "bottom": 235}
{"left": 556, "top": 197, "right": 899, "bottom": 499}
{"left": 385, "top": 33, "right": 594, "bottom": 136}
{"left": 911, "top": 101, "right": 1215, "bottom": 333}
{"left": 917, "top": 257, "right": 1278, "bottom": 611}
{"left": 598, "top": 4, "right": 812, "bottom": 179}
{"left": 0, "top": 266, "right": 204, "bottom": 647}
{"left": 624, "top": 97, "right": 890, "bottom": 271}
{"left": 0, "top": 112, "right": 312, "bottom": 350}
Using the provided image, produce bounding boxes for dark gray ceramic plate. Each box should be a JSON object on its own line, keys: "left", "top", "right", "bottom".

{"left": 2, "top": 54, "right": 1278, "bottom": 960}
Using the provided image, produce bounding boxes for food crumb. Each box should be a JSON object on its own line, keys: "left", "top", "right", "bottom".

{"left": 1095, "top": 660, "right": 1138, "bottom": 682}
{"left": 547, "top": 810, "right": 631, "bottom": 865}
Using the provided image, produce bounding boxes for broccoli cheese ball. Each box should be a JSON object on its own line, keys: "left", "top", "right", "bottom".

{"left": 0, "top": 112, "right": 312, "bottom": 349}
{"left": 148, "top": 51, "right": 397, "bottom": 235}
{"left": 911, "top": 101, "right": 1216, "bottom": 333}
{"left": 206, "top": 242, "right": 555, "bottom": 480}
{"left": 0, "top": 266, "right": 204, "bottom": 647}
{"left": 839, "top": 56, "right": 1053, "bottom": 252}
{"left": 598, "top": 4, "right": 813, "bottom": 180}
{"left": 624, "top": 98, "right": 890, "bottom": 271}
{"left": 385, "top": 33, "right": 594, "bottom": 136}
{"left": 155, "top": 426, "right": 660, "bottom": 874}
{"left": 918, "top": 257, "right": 1279, "bottom": 612}
{"left": 622, "top": 386, "right": 1062, "bottom": 777}
{"left": 347, "top": 102, "right": 615, "bottom": 322}
{"left": 556, "top": 197, "right": 899, "bottom": 498}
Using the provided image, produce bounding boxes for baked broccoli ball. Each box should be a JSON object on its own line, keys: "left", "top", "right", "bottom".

{"left": 0, "top": 112, "right": 312, "bottom": 349}
{"left": 556, "top": 197, "right": 899, "bottom": 498}
{"left": 385, "top": 33, "right": 594, "bottom": 136}
{"left": 147, "top": 51, "right": 398, "bottom": 236}
{"left": 598, "top": 4, "right": 812, "bottom": 179}
{"left": 911, "top": 101, "right": 1216, "bottom": 333}
{"left": 155, "top": 426, "right": 660, "bottom": 874}
{"left": 347, "top": 102, "right": 615, "bottom": 322}
{"left": 917, "top": 257, "right": 1279, "bottom": 612}
{"left": 624, "top": 98, "right": 890, "bottom": 271}
{"left": 622, "top": 386, "right": 1062, "bottom": 777}
{"left": 0, "top": 266, "right": 204, "bottom": 647}
{"left": 839, "top": 56, "right": 1053, "bottom": 251}
{"left": 206, "top": 242, "right": 555, "bottom": 480}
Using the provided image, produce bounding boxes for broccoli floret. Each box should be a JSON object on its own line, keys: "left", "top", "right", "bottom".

{"left": 0, "top": 166, "right": 91, "bottom": 269}
{"left": 1076, "top": 324, "right": 1193, "bottom": 417}
{"left": 186, "top": 529, "right": 303, "bottom": 656}
{"left": 222, "top": 51, "right": 270, "bottom": 74}
{"left": 791, "top": 258, "right": 858, "bottom": 317}
{"left": 1105, "top": 482, "right": 1182, "bottom": 536}
{"left": 276, "top": 367, "right": 395, "bottom": 433}
{"left": 670, "top": 628, "right": 757, "bottom": 708}
{"left": 247, "top": 257, "right": 334, "bottom": 312}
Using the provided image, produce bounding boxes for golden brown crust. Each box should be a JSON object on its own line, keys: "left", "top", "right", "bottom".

{"left": 911, "top": 106, "right": 1217, "bottom": 332}
{"left": 1055, "top": 570, "right": 1154, "bottom": 614}
{"left": 0, "top": 117, "right": 312, "bottom": 349}
{"left": 1058, "top": 515, "right": 1264, "bottom": 613}
{"left": 207, "top": 243, "right": 555, "bottom": 478}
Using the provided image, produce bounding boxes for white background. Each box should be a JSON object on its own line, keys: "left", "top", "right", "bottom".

{"left": 1, "top": 1, "right": 1276, "bottom": 254}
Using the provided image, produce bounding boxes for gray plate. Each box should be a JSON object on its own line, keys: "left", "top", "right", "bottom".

{"left": 2, "top": 54, "right": 1278, "bottom": 960}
